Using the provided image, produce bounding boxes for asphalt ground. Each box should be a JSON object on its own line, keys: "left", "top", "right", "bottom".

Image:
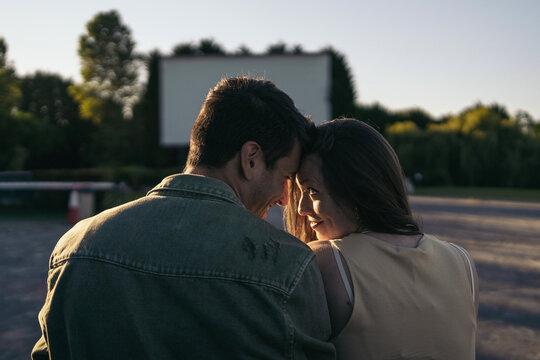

{"left": 1, "top": 196, "right": 539, "bottom": 360}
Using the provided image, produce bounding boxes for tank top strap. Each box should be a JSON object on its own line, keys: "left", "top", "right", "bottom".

{"left": 330, "top": 240, "right": 354, "bottom": 303}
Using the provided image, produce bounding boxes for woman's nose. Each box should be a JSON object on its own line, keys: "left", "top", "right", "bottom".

{"left": 297, "top": 193, "right": 313, "bottom": 216}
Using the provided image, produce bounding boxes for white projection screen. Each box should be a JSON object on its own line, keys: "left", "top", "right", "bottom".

{"left": 159, "top": 54, "right": 331, "bottom": 146}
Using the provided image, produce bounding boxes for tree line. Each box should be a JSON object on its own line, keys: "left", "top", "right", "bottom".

{"left": 0, "top": 10, "right": 538, "bottom": 188}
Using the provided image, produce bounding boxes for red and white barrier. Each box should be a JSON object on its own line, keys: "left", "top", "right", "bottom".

{"left": 67, "top": 190, "right": 80, "bottom": 225}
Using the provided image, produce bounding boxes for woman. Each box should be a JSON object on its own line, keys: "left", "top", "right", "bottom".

{"left": 285, "top": 119, "right": 478, "bottom": 359}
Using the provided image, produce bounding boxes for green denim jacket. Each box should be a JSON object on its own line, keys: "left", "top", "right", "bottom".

{"left": 32, "top": 174, "right": 335, "bottom": 359}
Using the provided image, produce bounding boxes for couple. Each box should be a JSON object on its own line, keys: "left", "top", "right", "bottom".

{"left": 32, "top": 77, "right": 477, "bottom": 359}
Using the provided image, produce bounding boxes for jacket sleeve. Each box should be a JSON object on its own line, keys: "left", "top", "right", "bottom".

{"left": 285, "top": 255, "right": 336, "bottom": 360}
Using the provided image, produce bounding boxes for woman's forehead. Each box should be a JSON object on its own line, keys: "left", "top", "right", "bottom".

{"left": 296, "top": 154, "right": 323, "bottom": 185}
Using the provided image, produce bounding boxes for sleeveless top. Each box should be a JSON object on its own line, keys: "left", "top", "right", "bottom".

{"left": 330, "top": 233, "right": 476, "bottom": 360}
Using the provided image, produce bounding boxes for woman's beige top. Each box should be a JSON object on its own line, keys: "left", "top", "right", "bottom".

{"left": 330, "top": 233, "right": 476, "bottom": 360}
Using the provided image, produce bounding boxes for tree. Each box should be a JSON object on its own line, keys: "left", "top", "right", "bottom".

{"left": 69, "top": 10, "right": 140, "bottom": 122}
{"left": 198, "top": 38, "right": 226, "bottom": 55}
{"left": 235, "top": 45, "right": 252, "bottom": 55}
{"left": 324, "top": 47, "right": 356, "bottom": 118}
{"left": 20, "top": 72, "right": 79, "bottom": 125}
{"left": 515, "top": 110, "right": 535, "bottom": 134}
{"left": 353, "top": 103, "right": 391, "bottom": 134}
{"left": 172, "top": 42, "right": 198, "bottom": 55}
{"left": 394, "top": 108, "right": 434, "bottom": 130}
{"left": 172, "top": 38, "right": 226, "bottom": 56}
{"left": 131, "top": 50, "right": 179, "bottom": 167}
{"left": 68, "top": 10, "right": 142, "bottom": 165}
{"left": 19, "top": 71, "right": 95, "bottom": 168}
{"left": 266, "top": 42, "right": 288, "bottom": 54}
{"left": 0, "top": 37, "right": 21, "bottom": 112}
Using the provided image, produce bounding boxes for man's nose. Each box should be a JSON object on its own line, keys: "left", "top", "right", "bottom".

{"left": 277, "top": 180, "right": 289, "bottom": 206}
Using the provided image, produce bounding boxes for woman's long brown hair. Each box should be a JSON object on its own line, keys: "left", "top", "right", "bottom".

{"left": 285, "top": 119, "right": 421, "bottom": 243}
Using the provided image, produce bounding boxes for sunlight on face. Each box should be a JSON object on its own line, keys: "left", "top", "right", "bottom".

{"left": 296, "top": 154, "right": 358, "bottom": 240}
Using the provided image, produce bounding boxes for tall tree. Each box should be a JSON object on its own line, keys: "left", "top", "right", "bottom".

{"left": 132, "top": 50, "right": 178, "bottom": 167}
{"left": 324, "top": 47, "right": 356, "bottom": 118}
{"left": 68, "top": 10, "right": 141, "bottom": 165}
{"left": 69, "top": 10, "right": 140, "bottom": 122}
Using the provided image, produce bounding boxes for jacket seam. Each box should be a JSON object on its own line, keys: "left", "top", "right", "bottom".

{"left": 51, "top": 256, "right": 291, "bottom": 296}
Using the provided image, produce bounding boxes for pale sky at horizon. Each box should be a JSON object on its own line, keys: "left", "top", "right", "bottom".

{"left": 2, "top": 0, "right": 539, "bottom": 120}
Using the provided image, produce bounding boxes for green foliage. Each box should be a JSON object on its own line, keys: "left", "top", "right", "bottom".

{"left": 198, "top": 38, "right": 226, "bottom": 55}
{"left": 324, "top": 47, "right": 356, "bottom": 118}
{"left": 386, "top": 104, "right": 540, "bottom": 188}
{"left": 0, "top": 110, "right": 24, "bottom": 170}
{"left": 20, "top": 72, "right": 78, "bottom": 125}
{"left": 353, "top": 103, "right": 392, "bottom": 133}
{"left": 387, "top": 120, "right": 420, "bottom": 135}
{"left": 354, "top": 103, "right": 437, "bottom": 136}
{"left": 265, "top": 42, "right": 304, "bottom": 55}
{"left": 235, "top": 45, "right": 252, "bottom": 55}
{"left": 131, "top": 50, "right": 181, "bottom": 168}
{"left": 394, "top": 108, "right": 434, "bottom": 130}
{"left": 70, "top": 10, "right": 140, "bottom": 122}
{"left": 0, "top": 37, "right": 6, "bottom": 67}
{"left": 172, "top": 42, "right": 198, "bottom": 55}
{"left": 65, "top": 10, "right": 143, "bottom": 166}
{"left": 0, "top": 110, "right": 66, "bottom": 170}
{"left": 172, "top": 38, "right": 226, "bottom": 55}
{"left": 0, "top": 37, "right": 21, "bottom": 112}
{"left": 266, "top": 42, "right": 288, "bottom": 54}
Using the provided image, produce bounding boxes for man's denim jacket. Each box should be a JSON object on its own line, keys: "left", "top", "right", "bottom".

{"left": 32, "top": 174, "right": 335, "bottom": 359}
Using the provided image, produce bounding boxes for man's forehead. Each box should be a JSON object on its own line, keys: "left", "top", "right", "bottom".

{"left": 284, "top": 141, "right": 302, "bottom": 172}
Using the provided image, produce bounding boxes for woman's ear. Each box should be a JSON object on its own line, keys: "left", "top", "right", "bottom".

{"left": 240, "top": 141, "right": 264, "bottom": 180}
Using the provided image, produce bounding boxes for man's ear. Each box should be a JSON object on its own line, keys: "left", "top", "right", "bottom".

{"left": 240, "top": 141, "right": 264, "bottom": 180}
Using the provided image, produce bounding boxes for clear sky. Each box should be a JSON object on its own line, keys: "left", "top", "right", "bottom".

{"left": 2, "top": 0, "right": 539, "bottom": 119}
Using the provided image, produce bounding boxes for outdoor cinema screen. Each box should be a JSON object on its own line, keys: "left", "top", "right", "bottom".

{"left": 159, "top": 54, "right": 331, "bottom": 146}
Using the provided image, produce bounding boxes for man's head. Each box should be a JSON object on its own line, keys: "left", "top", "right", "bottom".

{"left": 185, "top": 77, "right": 313, "bottom": 218}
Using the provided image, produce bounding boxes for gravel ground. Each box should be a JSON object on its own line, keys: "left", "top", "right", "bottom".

{"left": 1, "top": 196, "right": 539, "bottom": 359}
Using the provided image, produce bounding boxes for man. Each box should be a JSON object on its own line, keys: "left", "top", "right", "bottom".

{"left": 32, "top": 77, "right": 335, "bottom": 359}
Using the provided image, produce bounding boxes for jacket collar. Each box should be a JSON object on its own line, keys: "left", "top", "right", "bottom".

{"left": 147, "top": 174, "right": 244, "bottom": 207}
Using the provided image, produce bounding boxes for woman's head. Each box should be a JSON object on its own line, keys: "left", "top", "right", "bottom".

{"left": 285, "top": 119, "right": 421, "bottom": 242}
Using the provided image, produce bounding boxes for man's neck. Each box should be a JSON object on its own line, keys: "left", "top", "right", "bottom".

{"left": 184, "top": 164, "right": 242, "bottom": 201}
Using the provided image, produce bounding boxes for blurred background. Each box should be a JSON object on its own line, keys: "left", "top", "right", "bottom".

{"left": 0, "top": 1, "right": 539, "bottom": 359}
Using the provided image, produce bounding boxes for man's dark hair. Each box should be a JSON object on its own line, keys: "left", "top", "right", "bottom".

{"left": 186, "top": 77, "right": 313, "bottom": 169}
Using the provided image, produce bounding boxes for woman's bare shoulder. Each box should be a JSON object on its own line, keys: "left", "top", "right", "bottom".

{"left": 308, "top": 239, "right": 333, "bottom": 252}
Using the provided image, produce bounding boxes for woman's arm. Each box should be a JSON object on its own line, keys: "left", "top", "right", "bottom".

{"left": 308, "top": 240, "right": 354, "bottom": 338}
{"left": 451, "top": 244, "right": 479, "bottom": 315}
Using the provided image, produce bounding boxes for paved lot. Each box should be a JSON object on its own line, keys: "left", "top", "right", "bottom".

{"left": 1, "top": 196, "right": 539, "bottom": 359}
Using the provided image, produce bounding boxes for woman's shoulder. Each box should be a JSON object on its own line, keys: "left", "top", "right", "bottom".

{"left": 307, "top": 239, "right": 333, "bottom": 252}
{"left": 307, "top": 240, "right": 337, "bottom": 271}
{"left": 307, "top": 239, "right": 354, "bottom": 337}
